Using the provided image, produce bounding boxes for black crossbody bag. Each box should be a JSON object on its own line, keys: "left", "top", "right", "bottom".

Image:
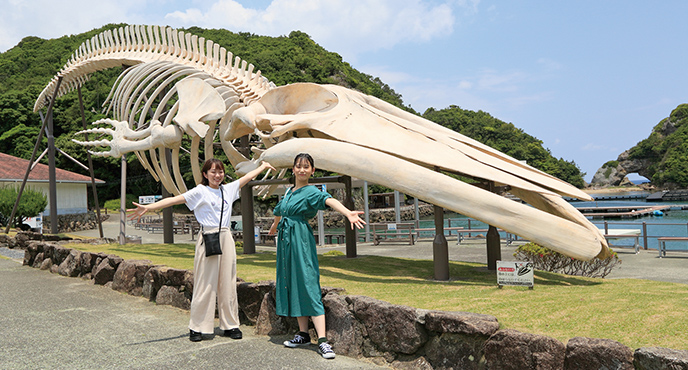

{"left": 202, "top": 187, "right": 224, "bottom": 257}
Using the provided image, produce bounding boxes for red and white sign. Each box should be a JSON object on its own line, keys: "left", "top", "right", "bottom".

{"left": 497, "top": 261, "right": 534, "bottom": 288}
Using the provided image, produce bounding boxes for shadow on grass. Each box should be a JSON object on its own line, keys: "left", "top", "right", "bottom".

{"left": 236, "top": 251, "right": 600, "bottom": 287}
{"left": 65, "top": 243, "right": 601, "bottom": 287}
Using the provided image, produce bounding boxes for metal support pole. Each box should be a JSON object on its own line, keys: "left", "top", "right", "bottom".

{"left": 486, "top": 181, "right": 501, "bottom": 270}
{"left": 119, "top": 156, "right": 127, "bottom": 245}
{"left": 77, "top": 87, "right": 103, "bottom": 238}
{"left": 394, "top": 190, "right": 401, "bottom": 223}
{"left": 162, "top": 186, "right": 174, "bottom": 243}
{"left": 238, "top": 135, "right": 256, "bottom": 254}
{"left": 47, "top": 99, "right": 58, "bottom": 234}
{"left": 433, "top": 204, "right": 449, "bottom": 280}
{"left": 342, "top": 175, "right": 356, "bottom": 258}
{"left": 4, "top": 77, "right": 62, "bottom": 234}
{"left": 241, "top": 185, "right": 255, "bottom": 254}
{"left": 486, "top": 226, "right": 500, "bottom": 270}
{"left": 363, "top": 181, "right": 370, "bottom": 242}
{"left": 163, "top": 149, "right": 174, "bottom": 243}
{"left": 642, "top": 221, "right": 648, "bottom": 250}
{"left": 414, "top": 198, "right": 420, "bottom": 226}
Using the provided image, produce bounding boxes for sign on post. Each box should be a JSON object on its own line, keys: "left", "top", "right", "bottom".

{"left": 138, "top": 195, "right": 162, "bottom": 204}
{"left": 497, "top": 261, "right": 534, "bottom": 289}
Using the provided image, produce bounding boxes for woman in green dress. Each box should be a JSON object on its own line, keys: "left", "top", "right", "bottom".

{"left": 268, "top": 153, "right": 365, "bottom": 359}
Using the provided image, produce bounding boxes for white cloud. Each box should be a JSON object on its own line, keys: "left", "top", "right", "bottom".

{"left": 581, "top": 143, "right": 618, "bottom": 153}
{"left": 0, "top": 0, "right": 148, "bottom": 52}
{"left": 164, "top": 0, "right": 457, "bottom": 61}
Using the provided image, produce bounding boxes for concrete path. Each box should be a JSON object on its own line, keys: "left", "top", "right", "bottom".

{"left": 0, "top": 256, "right": 382, "bottom": 369}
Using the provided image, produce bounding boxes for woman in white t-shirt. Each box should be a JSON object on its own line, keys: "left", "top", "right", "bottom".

{"left": 128, "top": 158, "right": 275, "bottom": 342}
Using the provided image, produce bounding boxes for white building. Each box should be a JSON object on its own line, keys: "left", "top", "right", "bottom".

{"left": 0, "top": 152, "right": 104, "bottom": 215}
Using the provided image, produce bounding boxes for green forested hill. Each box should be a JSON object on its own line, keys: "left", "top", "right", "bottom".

{"left": 0, "top": 24, "right": 586, "bottom": 205}
{"left": 626, "top": 104, "right": 688, "bottom": 187}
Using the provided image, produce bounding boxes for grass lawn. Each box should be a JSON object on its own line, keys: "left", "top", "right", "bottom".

{"left": 63, "top": 241, "right": 688, "bottom": 351}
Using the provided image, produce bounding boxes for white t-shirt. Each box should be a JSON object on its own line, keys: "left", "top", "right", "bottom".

{"left": 184, "top": 181, "right": 241, "bottom": 228}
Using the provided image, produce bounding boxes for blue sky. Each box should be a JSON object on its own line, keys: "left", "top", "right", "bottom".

{"left": 1, "top": 0, "right": 687, "bottom": 182}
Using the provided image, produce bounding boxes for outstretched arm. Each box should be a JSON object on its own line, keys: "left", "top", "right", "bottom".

{"left": 127, "top": 194, "right": 187, "bottom": 222}
{"left": 238, "top": 161, "right": 276, "bottom": 188}
{"left": 325, "top": 198, "right": 366, "bottom": 229}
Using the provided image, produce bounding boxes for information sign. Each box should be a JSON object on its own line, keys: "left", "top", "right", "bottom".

{"left": 138, "top": 195, "right": 162, "bottom": 204}
{"left": 497, "top": 261, "right": 534, "bottom": 289}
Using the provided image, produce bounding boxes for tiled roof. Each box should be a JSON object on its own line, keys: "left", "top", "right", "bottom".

{"left": 0, "top": 152, "right": 105, "bottom": 184}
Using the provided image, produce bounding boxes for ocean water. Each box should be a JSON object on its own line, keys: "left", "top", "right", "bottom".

{"left": 411, "top": 190, "right": 688, "bottom": 251}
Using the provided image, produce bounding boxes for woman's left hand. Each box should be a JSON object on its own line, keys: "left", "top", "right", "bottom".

{"left": 347, "top": 211, "right": 366, "bottom": 229}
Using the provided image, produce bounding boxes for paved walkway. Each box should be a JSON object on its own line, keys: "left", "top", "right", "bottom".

{"left": 0, "top": 256, "right": 382, "bottom": 369}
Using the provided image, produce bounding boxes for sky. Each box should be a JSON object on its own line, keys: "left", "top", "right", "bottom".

{"left": 1, "top": 0, "right": 687, "bottom": 182}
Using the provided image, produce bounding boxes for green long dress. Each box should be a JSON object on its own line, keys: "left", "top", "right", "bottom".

{"left": 274, "top": 185, "right": 332, "bottom": 317}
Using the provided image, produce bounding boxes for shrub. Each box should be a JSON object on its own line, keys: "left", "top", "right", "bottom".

{"left": 104, "top": 194, "right": 139, "bottom": 211}
{"left": 514, "top": 242, "right": 621, "bottom": 278}
{"left": 323, "top": 250, "right": 345, "bottom": 257}
{"left": 0, "top": 186, "right": 47, "bottom": 227}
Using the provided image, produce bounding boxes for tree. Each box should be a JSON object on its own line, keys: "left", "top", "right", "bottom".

{"left": 0, "top": 186, "right": 47, "bottom": 228}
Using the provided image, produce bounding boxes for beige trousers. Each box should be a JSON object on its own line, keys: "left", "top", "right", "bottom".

{"left": 189, "top": 227, "right": 239, "bottom": 334}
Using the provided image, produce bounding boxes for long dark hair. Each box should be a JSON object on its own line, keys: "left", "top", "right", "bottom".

{"left": 200, "top": 158, "right": 226, "bottom": 186}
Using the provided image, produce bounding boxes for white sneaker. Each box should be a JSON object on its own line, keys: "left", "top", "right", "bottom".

{"left": 284, "top": 333, "right": 311, "bottom": 347}
{"left": 318, "top": 342, "right": 336, "bottom": 359}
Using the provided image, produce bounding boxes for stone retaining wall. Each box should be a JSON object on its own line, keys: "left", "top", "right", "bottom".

{"left": 8, "top": 233, "right": 688, "bottom": 369}
{"left": 41, "top": 211, "right": 110, "bottom": 233}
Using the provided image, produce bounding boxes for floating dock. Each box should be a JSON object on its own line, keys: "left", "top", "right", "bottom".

{"left": 577, "top": 205, "right": 688, "bottom": 219}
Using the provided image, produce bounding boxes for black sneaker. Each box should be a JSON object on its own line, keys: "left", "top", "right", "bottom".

{"left": 189, "top": 329, "right": 202, "bottom": 342}
{"left": 224, "top": 328, "right": 242, "bottom": 340}
{"left": 283, "top": 333, "right": 311, "bottom": 347}
{"left": 318, "top": 342, "right": 336, "bottom": 359}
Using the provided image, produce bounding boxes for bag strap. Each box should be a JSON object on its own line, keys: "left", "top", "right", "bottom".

{"left": 219, "top": 186, "right": 224, "bottom": 230}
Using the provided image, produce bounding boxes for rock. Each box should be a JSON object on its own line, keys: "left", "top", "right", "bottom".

{"left": 111, "top": 259, "right": 155, "bottom": 296}
{"left": 39, "top": 258, "right": 52, "bottom": 271}
{"left": 634, "top": 347, "right": 688, "bottom": 370}
{"left": 142, "top": 266, "right": 190, "bottom": 301}
{"left": 484, "top": 329, "right": 565, "bottom": 370}
{"left": 564, "top": 337, "right": 633, "bottom": 370}
{"left": 350, "top": 295, "right": 428, "bottom": 355}
{"left": 31, "top": 252, "right": 44, "bottom": 269}
{"left": 424, "top": 310, "right": 500, "bottom": 336}
{"left": 92, "top": 256, "right": 122, "bottom": 285}
{"left": 237, "top": 281, "right": 275, "bottom": 325}
{"left": 51, "top": 246, "right": 71, "bottom": 267}
{"left": 155, "top": 285, "right": 191, "bottom": 310}
{"left": 323, "top": 293, "right": 364, "bottom": 357}
{"left": 425, "top": 333, "right": 486, "bottom": 370}
{"left": 57, "top": 249, "right": 82, "bottom": 277}
{"left": 254, "top": 290, "right": 296, "bottom": 336}
{"left": 423, "top": 310, "right": 499, "bottom": 369}
{"left": 79, "top": 252, "right": 101, "bottom": 276}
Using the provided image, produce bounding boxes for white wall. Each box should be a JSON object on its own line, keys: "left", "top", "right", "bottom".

{"left": 0, "top": 181, "right": 89, "bottom": 215}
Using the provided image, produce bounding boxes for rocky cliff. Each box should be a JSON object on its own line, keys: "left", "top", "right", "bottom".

{"left": 590, "top": 103, "right": 688, "bottom": 188}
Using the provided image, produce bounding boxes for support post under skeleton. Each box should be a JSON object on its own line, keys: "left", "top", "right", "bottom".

{"left": 486, "top": 181, "right": 502, "bottom": 270}
{"left": 163, "top": 149, "right": 174, "bottom": 243}
{"left": 47, "top": 96, "right": 58, "bottom": 234}
{"left": 433, "top": 167, "right": 449, "bottom": 280}
{"left": 77, "top": 87, "right": 103, "bottom": 238}
{"left": 119, "top": 156, "right": 127, "bottom": 245}
{"left": 4, "top": 77, "right": 63, "bottom": 234}
{"left": 239, "top": 135, "right": 256, "bottom": 254}
{"left": 342, "top": 175, "right": 357, "bottom": 258}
